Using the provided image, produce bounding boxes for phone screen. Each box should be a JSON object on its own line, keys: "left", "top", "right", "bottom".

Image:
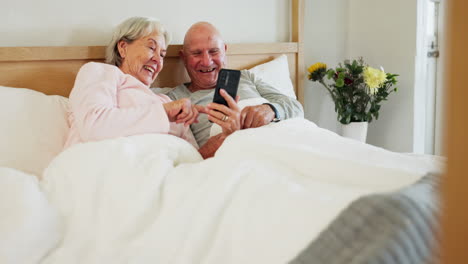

{"left": 212, "top": 69, "right": 241, "bottom": 107}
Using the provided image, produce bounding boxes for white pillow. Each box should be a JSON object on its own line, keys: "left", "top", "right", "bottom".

{"left": 248, "top": 54, "right": 296, "bottom": 99}
{"left": 0, "top": 86, "right": 69, "bottom": 177}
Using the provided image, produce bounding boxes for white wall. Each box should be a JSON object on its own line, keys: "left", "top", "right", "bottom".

{"left": 303, "top": 0, "right": 349, "bottom": 133}
{"left": 346, "top": 0, "right": 417, "bottom": 152}
{"left": 2, "top": 0, "right": 418, "bottom": 152}
{"left": 0, "top": 0, "right": 289, "bottom": 46}
{"left": 304, "top": 0, "right": 417, "bottom": 152}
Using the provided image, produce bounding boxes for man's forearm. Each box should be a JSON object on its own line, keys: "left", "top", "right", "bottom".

{"left": 268, "top": 99, "right": 304, "bottom": 120}
{"left": 198, "top": 133, "right": 227, "bottom": 159}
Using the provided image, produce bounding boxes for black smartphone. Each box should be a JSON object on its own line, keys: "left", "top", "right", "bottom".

{"left": 212, "top": 69, "right": 241, "bottom": 107}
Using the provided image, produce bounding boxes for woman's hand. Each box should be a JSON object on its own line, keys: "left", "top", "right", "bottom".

{"left": 163, "top": 98, "right": 202, "bottom": 126}
{"left": 206, "top": 89, "right": 241, "bottom": 136}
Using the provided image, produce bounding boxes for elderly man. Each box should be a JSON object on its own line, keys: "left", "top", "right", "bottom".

{"left": 159, "top": 22, "right": 303, "bottom": 158}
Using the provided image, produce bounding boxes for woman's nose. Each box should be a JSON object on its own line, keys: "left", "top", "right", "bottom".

{"left": 151, "top": 53, "right": 161, "bottom": 64}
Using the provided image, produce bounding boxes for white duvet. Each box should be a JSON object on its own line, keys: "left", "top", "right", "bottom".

{"left": 0, "top": 118, "right": 443, "bottom": 264}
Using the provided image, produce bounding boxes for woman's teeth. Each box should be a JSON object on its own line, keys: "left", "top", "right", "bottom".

{"left": 143, "top": 66, "right": 154, "bottom": 73}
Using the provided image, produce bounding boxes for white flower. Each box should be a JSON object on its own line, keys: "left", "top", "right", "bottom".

{"left": 363, "top": 67, "right": 386, "bottom": 94}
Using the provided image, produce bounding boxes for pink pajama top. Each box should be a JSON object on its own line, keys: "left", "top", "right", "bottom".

{"left": 64, "top": 62, "right": 198, "bottom": 149}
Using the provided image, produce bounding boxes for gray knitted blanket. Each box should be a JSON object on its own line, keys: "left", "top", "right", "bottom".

{"left": 289, "top": 173, "right": 440, "bottom": 264}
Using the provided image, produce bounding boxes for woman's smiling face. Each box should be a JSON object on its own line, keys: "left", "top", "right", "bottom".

{"left": 117, "top": 32, "right": 167, "bottom": 86}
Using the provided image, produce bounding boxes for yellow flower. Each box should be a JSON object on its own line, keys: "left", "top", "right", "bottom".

{"left": 308, "top": 62, "right": 327, "bottom": 74}
{"left": 363, "top": 66, "right": 387, "bottom": 94}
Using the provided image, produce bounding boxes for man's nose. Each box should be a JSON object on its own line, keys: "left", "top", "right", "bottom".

{"left": 201, "top": 52, "right": 211, "bottom": 65}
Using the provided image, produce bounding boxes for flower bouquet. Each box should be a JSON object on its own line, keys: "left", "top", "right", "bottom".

{"left": 307, "top": 58, "right": 398, "bottom": 125}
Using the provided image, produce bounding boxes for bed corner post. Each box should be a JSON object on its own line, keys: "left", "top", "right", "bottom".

{"left": 292, "top": 0, "right": 305, "bottom": 105}
{"left": 441, "top": 0, "right": 468, "bottom": 263}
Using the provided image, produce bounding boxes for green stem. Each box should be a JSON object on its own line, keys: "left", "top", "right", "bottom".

{"left": 319, "top": 80, "right": 336, "bottom": 102}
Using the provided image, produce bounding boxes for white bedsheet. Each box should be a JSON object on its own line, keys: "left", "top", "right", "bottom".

{"left": 1, "top": 118, "right": 443, "bottom": 264}
{"left": 0, "top": 168, "right": 61, "bottom": 264}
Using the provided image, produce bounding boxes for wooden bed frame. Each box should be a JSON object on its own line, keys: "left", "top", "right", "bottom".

{"left": 0, "top": 0, "right": 305, "bottom": 104}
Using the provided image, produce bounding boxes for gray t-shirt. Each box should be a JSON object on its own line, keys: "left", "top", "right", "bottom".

{"left": 153, "top": 70, "right": 303, "bottom": 146}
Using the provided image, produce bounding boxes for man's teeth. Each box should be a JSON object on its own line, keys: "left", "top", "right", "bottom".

{"left": 200, "top": 68, "right": 215, "bottom": 73}
{"left": 143, "top": 66, "right": 154, "bottom": 73}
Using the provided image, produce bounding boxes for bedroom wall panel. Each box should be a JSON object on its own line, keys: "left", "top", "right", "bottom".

{"left": 0, "top": 0, "right": 289, "bottom": 47}
{"left": 346, "top": 0, "right": 417, "bottom": 153}
{"left": 302, "top": 0, "right": 349, "bottom": 136}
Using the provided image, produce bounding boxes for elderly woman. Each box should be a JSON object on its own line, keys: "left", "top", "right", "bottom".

{"left": 64, "top": 17, "right": 201, "bottom": 149}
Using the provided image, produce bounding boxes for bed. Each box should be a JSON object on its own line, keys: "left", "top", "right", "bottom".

{"left": 0, "top": 1, "right": 444, "bottom": 263}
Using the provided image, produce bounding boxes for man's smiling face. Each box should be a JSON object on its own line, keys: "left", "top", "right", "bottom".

{"left": 181, "top": 23, "right": 227, "bottom": 91}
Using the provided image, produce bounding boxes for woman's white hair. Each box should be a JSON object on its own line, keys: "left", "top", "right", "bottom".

{"left": 106, "top": 17, "right": 171, "bottom": 67}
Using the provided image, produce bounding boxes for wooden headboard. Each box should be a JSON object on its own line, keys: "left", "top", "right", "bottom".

{"left": 0, "top": 0, "right": 304, "bottom": 103}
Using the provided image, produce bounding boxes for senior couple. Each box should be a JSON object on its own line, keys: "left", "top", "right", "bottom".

{"left": 65, "top": 17, "right": 303, "bottom": 159}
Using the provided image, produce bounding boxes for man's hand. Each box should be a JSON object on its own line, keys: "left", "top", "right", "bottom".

{"left": 241, "top": 104, "right": 275, "bottom": 129}
{"left": 206, "top": 89, "right": 241, "bottom": 136}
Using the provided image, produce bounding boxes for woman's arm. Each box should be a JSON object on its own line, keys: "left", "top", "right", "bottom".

{"left": 69, "top": 62, "right": 170, "bottom": 141}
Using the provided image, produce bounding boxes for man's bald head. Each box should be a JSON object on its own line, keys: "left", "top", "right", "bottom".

{"left": 183, "top": 22, "right": 224, "bottom": 50}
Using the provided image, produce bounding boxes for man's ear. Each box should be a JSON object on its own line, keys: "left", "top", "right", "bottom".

{"left": 117, "top": 40, "right": 128, "bottom": 59}
{"left": 223, "top": 44, "right": 228, "bottom": 67}
{"left": 179, "top": 49, "right": 186, "bottom": 64}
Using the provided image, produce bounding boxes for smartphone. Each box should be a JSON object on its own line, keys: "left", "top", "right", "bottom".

{"left": 212, "top": 69, "right": 241, "bottom": 107}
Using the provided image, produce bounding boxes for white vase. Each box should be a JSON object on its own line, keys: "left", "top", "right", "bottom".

{"left": 341, "top": 122, "right": 368, "bottom": 142}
